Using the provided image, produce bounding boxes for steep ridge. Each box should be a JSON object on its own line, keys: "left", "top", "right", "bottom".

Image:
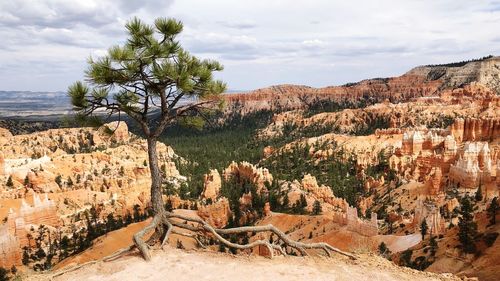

{"left": 224, "top": 56, "right": 500, "bottom": 114}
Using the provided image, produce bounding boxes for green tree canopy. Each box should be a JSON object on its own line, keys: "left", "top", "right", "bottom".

{"left": 457, "top": 195, "right": 478, "bottom": 254}
{"left": 475, "top": 184, "right": 482, "bottom": 202}
{"left": 312, "top": 200, "right": 322, "bottom": 215}
{"left": 68, "top": 17, "right": 226, "bottom": 138}
{"left": 420, "top": 219, "right": 428, "bottom": 240}
{"left": 487, "top": 197, "right": 498, "bottom": 225}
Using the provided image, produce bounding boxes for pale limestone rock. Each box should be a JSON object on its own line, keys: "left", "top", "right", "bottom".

{"left": 197, "top": 197, "right": 231, "bottom": 228}
{"left": 201, "top": 169, "right": 221, "bottom": 201}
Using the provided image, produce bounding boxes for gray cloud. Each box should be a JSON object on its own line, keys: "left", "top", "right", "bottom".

{"left": 0, "top": 0, "right": 499, "bottom": 91}
{"left": 216, "top": 20, "right": 257, "bottom": 29}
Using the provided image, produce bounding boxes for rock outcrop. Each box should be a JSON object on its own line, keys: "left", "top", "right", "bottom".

{"left": 284, "top": 174, "right": 348, "bottom": 213}
{"left": 0, "top": 122, "right": 183, "bottom": 268}
{"left": 331, "top": 202, "right": 379, "bottom": 237}
{"left": 223, "top": 161, "right": 273, "bottom": 192}
{"left": 0, "top": 193, "right": 59, "bottom": 267}
{"left": 225, "top": 56, "right": 500, "bottom": 118}
{"left": 197, "top": 198, "right": 231, "bottom": 228}
{"left": 0, "top": 152, "right": 4, "bottom": 176}
{"left": 426, "top": 167, "right": 443, "bottom": 195}
{"left": 201, "top": 169, "right": 221, "bottom": 202}
{"left": 96, "top": 121, "right": 130, "bottom": 144}
{"left": 449, "top": 142, "right": 494, "bottom": 189}
{"left": 450, "top": 117, "right": 500, "bottom": 142}
{"left": 0, "top": 225, "right": 21, "bottom": 268}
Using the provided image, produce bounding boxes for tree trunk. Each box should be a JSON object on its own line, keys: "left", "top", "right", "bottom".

{"left": 147, "top": 138, "right": 165, "bottom": 216}
{"left": 132, "top": 138, "right": 168, "bottom": 260}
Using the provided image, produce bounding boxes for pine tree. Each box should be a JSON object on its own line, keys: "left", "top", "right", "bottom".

{"left": 119, "top": 166, "right": 125, "bottom": 177}
{"left": 420, "top": 220, "right": 428, "bottom": 240}
{"left": 378, "top": 242, "right": 391, "bottom": 259}
{"left": 24, "top": 175, "right": 30, "bottom": 186}
{"left": 299, "top": 194, "right": 308, "bottom": 213}
{"left": 6, "top": 176, "right": 13, "bottom": 188}
{"left": 487, "top": 197, "right": 498, "bottom": 225}
{"left": 218, "top": 243, "right": 226, "bottom": 253}
{"left": 475, "top": 184, "right": 482, "bottom": 202}
{"left": 68, "top": 17, "right": 226, "bottom": 259}
{"left": 22, "top": 247, "right": 29, "bottom": 265}
{"left": 0, "top": 267, "right": 8, "bottom": 281}
{"left": 106, "top": 213, "right": 117, "bottom": 232}
{"left": 165, "top": 199, "right": 173, "bottom": 212}
{"left": 282, "top": 193, "right": 290, "bottom": 210}
{"left": 312, "top": 200, "right": 322, "bottom": 215}
{"left": 67, "top": 176, "right": 74, "bottom": 187}
{"left": 133, "top": 204, "right": 142, "bottom": 222}
{"left": 429, "top": 236, "right": 438, "bottom": 257}
{"left": 457, "top": 195, "right": 478, "bottom": 254}
{"left": 55, "top": 175, "right": 62, "bottom": 187}
{"left": 399, "top": 249, "right": 412, "bottom": 267}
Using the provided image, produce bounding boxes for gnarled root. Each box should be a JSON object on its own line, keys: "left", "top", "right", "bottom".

{"left": 131, "top": 210, "right": 356, "bottom": 261}
{"left": 132, "top": 214, "right": 163, "bottom": 261}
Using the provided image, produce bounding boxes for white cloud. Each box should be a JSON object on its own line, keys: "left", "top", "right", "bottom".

{"left": 0, "top": 0, "right": 499, "bottom": 91}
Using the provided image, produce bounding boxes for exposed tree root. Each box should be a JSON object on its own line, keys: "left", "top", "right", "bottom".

{"left": 51, "top": 210, "right": 356, "bottom": 279}
{"left": 133, "top": 214, "right": 163, "bottom": 261}
{"left": 131, "top": 211, "right": 357, "bottom": 261}
{"left": 170, "top": 229, "right": 207, "bottom": 249}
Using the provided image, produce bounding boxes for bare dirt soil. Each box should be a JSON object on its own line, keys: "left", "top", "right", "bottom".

{"left": 24, "top": 247, "right": 461, "bottom": 281}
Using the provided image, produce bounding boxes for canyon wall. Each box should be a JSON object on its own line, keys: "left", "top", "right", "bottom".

{"left": 331, "top": 203, "right": 378, "bottom": 237}
{"left": 0, "top": 193, "right": 58, "bottom": 268}
{"left": 225, "top": 56, "right": 500, "bottom": 115}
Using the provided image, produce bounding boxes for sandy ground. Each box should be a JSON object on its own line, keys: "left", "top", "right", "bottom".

{"left": 25, "top": 247, "right": 459, "bottom": 281}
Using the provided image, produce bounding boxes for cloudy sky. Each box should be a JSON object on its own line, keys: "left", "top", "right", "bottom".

{"left": 0, "top": 0, "right": 499, "bottom": 92}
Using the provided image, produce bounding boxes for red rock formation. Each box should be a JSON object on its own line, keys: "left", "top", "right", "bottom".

{"left": 358, "top": 197, "right": 374, "bottom": 217}
{"left": 201, "top": 169, "right": 221, "bottom": 201}
{"left": 0, "top": 225, "right": 21, "bottom": 268}
{"left": 94, "top": 121, "right": 130, "bottom": 145}
{"left": 263, "top": 146, "right": 274, "bottom": 158}
{"left": 497, "top": 160, "right": 500, "bottom": 188}
{"left": 223, "top": 161, "right": 273, "bottom": 192}
{"left": 413, "top": 199, "right": 444, "bottom": 236}
{"left": 331, "top": 202, "right": 378, "bottom": 237}
{"left": 285, "top": 174, "right": 347, "bottom": 212}
{"left": 263, "top": 202, "right": 271, "bottom": 217}
{"left": 0, "top": 152, "right": 4, "bottom": 176}
{"left": 426, "top": 167, "right": 442, "bottom": 195}
{"left": 0, "top": 127, "right": 12, "bottom": 139}
{"left": 450, "top": 118, "right": 500, "bottom": 143}
{"left": 224, "top": 69, "right": 443, "bottom": 115}
{"left": 449, "top": 142, "right": 493, "bottom": 189}
{"left": 0, "top": 193, "right": 59, "bottom": 267}
{"left": 197, "top": 198, "right": 231, "bottom": 228}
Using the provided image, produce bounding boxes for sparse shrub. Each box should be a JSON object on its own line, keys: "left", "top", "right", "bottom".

{"left": 378, "top": 242, "right": 391, "bottom": 260}
{"left": 55, "top": 175, "right": 62, "bottom": 187}
{"left": 483, "top": 232, "right": 498, "bottom": 247}
{"left": 6, "top": 176, "right": 13, "bottom": 188}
